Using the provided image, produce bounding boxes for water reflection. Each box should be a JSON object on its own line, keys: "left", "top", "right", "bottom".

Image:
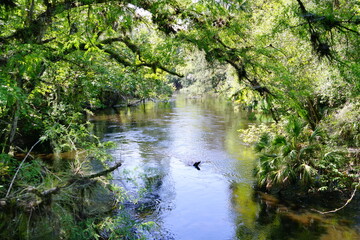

{"left": 231, "top": 187, "right": 360, "bottom": 240}
{"left": 91, "top": 95, "right": 360, "bottom": 240}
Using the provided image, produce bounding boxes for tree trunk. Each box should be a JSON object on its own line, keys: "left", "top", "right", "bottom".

{"left": 4, "top": 101, "right": 19, "bottom": 154}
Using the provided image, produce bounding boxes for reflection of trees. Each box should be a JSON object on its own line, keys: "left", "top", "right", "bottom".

{"left": 91, "top": 102, "right": 173, "bottom": 142}
{"left": 231, "top": 186, "right": 332, "bottom": 240}
{"left": 230, "top": 183, "right": 260, "bottom": 228}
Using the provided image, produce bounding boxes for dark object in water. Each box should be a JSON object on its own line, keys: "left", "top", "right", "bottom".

{"left": 193, "top": 161, "right": 201, "bottom": 170}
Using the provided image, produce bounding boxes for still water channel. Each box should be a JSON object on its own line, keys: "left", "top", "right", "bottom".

{"left": 92, "top": 95, "right": 360, "bottom": 240}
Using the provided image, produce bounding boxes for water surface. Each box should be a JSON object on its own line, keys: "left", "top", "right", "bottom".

{"left": 91, "top": 95, "right": 360, "bottom": 240}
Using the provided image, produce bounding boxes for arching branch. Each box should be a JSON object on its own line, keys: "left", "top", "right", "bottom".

{"left": 60, "top": 38, "right": 184, "bottom": 77}
{"left": 312, "top": 180, "right": 360, "bottom": 214}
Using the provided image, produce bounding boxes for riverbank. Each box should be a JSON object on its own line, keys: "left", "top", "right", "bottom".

{"left": 1, "top": 96, "right": 359, "bottom": 239}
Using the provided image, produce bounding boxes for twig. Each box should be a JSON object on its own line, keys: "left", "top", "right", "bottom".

{"left": 15, "top": 146, "right": 35, "bottom": 159}
{"left": 312, "top": 180, "right": 360, "bottom": 214}
{"left": 5, "top": 139, "right": 42, "bottom": 197}
{"left": 337, "top": 25, "right": 360, "bottom": 35}
{"left": 43, "top": 166, "right": 63, "bottom": 181}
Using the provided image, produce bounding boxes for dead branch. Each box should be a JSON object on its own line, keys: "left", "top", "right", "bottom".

{"left": 6, "top": 138, "right": 42, "bottom": 197}
{"left": 82, "top": 161, "right": 122, "bottom": 180}
{"left": 27, "top": 186, "right": 60, "bottom": 198}
{"left": 312, "top": 180, "right": 360, "bottom": 214}
{"left": 1, "top": 160, "right": 122, "bottom": 210}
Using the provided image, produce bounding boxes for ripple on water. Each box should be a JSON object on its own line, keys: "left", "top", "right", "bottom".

{"left": 92, "top": 95, "right": 360, "bottom": 240}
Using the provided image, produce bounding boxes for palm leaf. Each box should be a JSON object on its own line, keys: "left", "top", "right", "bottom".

{"left": 254, "top": 133, "right": 271, "bottom": 152}
{"left": 309, "top": 127, "right": 324, "bottom": 143}
{"left": 298, "top": 163, "right": 317, "bottom": 185}
{"left": 272, "top": 135, "right": 287, "bottom": 147}
{"left": 285, "top": 116, "right": 305, "bottom": 138}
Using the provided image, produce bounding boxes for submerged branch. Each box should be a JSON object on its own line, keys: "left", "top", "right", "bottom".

{"left": 312, "top": 180, "right": 360, "bottom": 214}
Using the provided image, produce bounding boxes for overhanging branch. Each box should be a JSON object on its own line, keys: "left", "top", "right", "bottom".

{"left": 1, "top": 160, "right": 123, "bottom": 210}
{"left": 82, "top": 161, "right": 122, "bottom": 179}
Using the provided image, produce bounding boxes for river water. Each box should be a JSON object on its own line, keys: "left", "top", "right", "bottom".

{"left": 91, "top": 95, "right": 360, "bottom": 240}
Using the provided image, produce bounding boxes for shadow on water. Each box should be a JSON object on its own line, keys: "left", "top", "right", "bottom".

{"left": 91, "top": 95, "right": 360, "bottom": 240}
{"left": 231, "top": 183, "right": 360, "bottom": 240}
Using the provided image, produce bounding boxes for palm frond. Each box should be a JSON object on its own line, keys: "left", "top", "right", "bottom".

{"left": 272, "top": 166, "right": 290, "bottom": 185}
{"left": 254, "top": 133, "right": 271, "bottom": 152}
{"left": 288, "top": 149, "right": 298, "bottom": 161}
{"left": 298, "top": 163, "right": 317, "bottom": 185}
{"left": 323, "top": 151, "right": 346, "bottom": 165}
{"left": 299, "top": 144, "right": 316, "bottom": 159}
{"left": 272, "top": 135, "right": 287, "bottom": 147}
{"left": 281, "top": 145, "right": 292, "bottom": 156}
{"left": 309, "top": 127, "right": 324, "bottom": 143}
{"left": 285, "top": 116, "right": 305, "bottom": 138}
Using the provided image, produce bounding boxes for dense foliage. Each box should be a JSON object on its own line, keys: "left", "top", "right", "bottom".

{"left": 0, "top": 0, "right": 359, "bottom": 238}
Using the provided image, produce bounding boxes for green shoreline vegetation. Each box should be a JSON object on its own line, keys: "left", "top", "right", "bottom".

{"left": 1, "top": 0, "right": 359, "bottom": 238}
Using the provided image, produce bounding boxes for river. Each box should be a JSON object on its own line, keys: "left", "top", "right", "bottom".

{"left": 91, "top": 95, "right": 360, "bottom": 240}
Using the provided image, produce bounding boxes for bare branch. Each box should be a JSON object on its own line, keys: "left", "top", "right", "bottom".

{"left": 1, "top": 160, "right": 123, "bottom": 209}
{"left": 6, "top": 138, "right": 42, "bottom": 197}
{"left": 312, "top": 180, "right": 360, "bottom": 214}
{"left": 82, "top": 161, "right": 122, "bottom": 179}
{"left": 337, "top": 25, "right": 360, "bottom": 35}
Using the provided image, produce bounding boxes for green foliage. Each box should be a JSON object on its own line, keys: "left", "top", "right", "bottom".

{"left": 252, "top": 115, "right": 357, "bottom": 193}
{"left": 0, "top": 0, "right": 358, "bottom": 151}
{"left": 239, "top": 122, "right": 279, "bottom": 144}
{"left": 326, "top": 100, "right": 360, "bottom": 148}
{"left": 55, "top": 181, "right": 156, "bottom": 240}
{"left": 18, "top": 159, "right": 43, "bottom": 185}
{"left": 99, "top": 214, "right": 156, "bottom": 240}
{"left": 0, "top": 154, "right": 16, "bottom": 193}
{"left": 0, "top": 0, "right": 359, "bottom": 238}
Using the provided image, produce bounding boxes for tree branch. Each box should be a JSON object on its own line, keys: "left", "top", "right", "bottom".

{"left": 1, "top": 160, "right": 123, "bottom": 209}
{"left": 6, "top": 138, "right": 42, "bottom": 197}
{"left": 337, "top": 25, "right": 360, "bottom": 35}
{"left": 0, "top": 0, "right": 120, "bottom": 44}
{"left": 296, "top": 0, "right": 307, "bottom": 14}
{"left": 311, "top": 180, "right": 360, "bottom": 214}
{"left": 82, "top": 161, "right": 122, "bottom": 179}
{"left": 60, "top": 37, "right": 184, "bottom": 77}
{"left": 100, "top": 37, "right": 184, "bottom": 77}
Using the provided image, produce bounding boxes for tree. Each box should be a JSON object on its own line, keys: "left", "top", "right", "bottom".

{"left": 0, "top": 0, "right": 359, "bottom": 237}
